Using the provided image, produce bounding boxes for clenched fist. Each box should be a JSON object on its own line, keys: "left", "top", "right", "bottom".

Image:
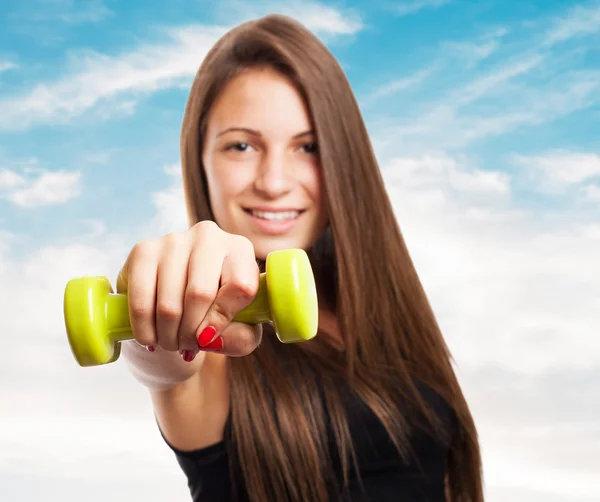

{"left": 116, "top": 220, "right": 263, "bottom": 362}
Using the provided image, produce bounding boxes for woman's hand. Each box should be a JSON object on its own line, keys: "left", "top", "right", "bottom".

{"left": 116, "top": 220, "right": 262, "bottom": 362}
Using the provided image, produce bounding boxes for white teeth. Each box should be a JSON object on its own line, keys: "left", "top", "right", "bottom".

{"left": 250, "top": 210, "right": 300, "bottom": 221}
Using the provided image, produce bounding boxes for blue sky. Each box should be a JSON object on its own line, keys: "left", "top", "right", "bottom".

{"left": 1, "top": 1, "right": 599, "bottom": 501}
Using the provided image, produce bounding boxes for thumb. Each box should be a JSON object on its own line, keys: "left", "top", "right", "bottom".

{"left": 199, "top": 322, "right": 262, "bottom": 357}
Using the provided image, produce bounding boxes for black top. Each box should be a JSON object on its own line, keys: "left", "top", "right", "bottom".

{"left": 160, "top": 379, "right": 456, "bottom": 501}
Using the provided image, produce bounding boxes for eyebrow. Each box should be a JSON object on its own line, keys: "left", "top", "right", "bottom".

{"left": 216, "top": 127, "right": 315, "bottom": 139}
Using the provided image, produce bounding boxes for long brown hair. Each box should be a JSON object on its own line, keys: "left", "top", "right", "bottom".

{"left": 180, "top": 13, "right": 483, "bottom": 502}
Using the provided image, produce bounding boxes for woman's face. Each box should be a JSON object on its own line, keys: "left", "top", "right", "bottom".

{"left": 202, "top": 67, "right": 328, "bottom": 260}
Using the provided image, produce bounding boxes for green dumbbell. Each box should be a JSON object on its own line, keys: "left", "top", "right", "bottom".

{"left": 64, "top": 249, "right": 318, "bottom": 367}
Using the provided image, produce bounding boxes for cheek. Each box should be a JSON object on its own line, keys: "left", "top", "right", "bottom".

{"left": 312, "top": 170, "right": 329, "bottom": 228}
{"left": 206, "top": 166, "right": 248, "bottom": 213}
{"left": 305, "top": 164, "right": 325, "bottom": 207}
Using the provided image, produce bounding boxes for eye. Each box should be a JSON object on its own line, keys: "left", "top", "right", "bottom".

{"left": 300, "top": 142, "right": 318, "bottom": 154}
{"left": 226, "top": 142, "right": 252, "bottom": 152}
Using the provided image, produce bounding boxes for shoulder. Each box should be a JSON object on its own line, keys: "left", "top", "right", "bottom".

{"left": 389, "top": 378, "right": 457, "bottom": 480}
{"left": 336, "top": 375, "right": 455, "bottom": 496}
{"left": 349, "top": 375, "right": 457, "bottom": 442}
{"left": 402, "top": 378, "right": 458, "bottom": 449}
{"left": 413, "top": 378, "right": 457, "bottom": 428}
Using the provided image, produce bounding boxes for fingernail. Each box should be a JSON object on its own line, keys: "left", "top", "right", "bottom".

{"left": 197, "top": 325, "right": 217, "bottom": 347}
{"left": 199, "top": 336, "right": 223, "bottom": 353}
{"left": 146, "top": 345, "right": 156, "bottom": 352}
{"left": 181, "top": 349, "right": 197, "bottom": 362}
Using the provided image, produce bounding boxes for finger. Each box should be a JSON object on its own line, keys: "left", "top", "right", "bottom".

{"left": 197, "top": 322, "right": 262, "bottom": 357}
{"left": 155, "top": 232, "right": 190, "bottom": 352}
{"left": 177, "top": 235, "right": 225, "bottom": 350}
{"left": 117, "top": 241, "right": 160, "bottom": 348}
{"left": 196, "top": 237, "right": 259, "bottom": 348}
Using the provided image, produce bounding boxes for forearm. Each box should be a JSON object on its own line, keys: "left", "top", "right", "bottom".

{"left": 120, "top": 341, "right": 205, "bottom": 390}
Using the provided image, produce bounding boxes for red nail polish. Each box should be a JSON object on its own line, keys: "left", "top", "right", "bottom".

{"left": 182, "top": 349, "right": 196, "bottom": 362}
{"left": 146, "top": 345, "right": 156, "bottom": 352}
{"left": 200, "top": 336, "right": 223, "bottom": 352}
{"left": 197, "top": 326, "right": 217, "bottom": 347}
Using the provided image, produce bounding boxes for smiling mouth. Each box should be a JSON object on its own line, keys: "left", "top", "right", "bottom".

{"left": 243, "top": 208, "right": 304, "bottom": 221}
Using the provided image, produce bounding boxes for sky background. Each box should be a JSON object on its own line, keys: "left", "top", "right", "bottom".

{"left": 1, "top": 0, "right": 599, "bottom": 501}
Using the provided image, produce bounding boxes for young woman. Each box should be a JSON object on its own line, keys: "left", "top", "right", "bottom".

{"left": 118, "top": 13, "right": 484, "bottom": 502}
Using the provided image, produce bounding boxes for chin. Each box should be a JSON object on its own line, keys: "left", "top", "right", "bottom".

{"left": 252, "top": 240, "right": 302, "bottom": 260}
{"left": 251, "top": 235, "right": 316, "bottom": 261}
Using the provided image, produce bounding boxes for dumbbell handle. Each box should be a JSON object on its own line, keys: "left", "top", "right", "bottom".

{"left": 102, "top": 274, "right": 271, "bottom": 342}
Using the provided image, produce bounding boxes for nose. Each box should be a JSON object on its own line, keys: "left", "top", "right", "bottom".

{"left": 253, "top": 150, "right": 294, "bottom": 198}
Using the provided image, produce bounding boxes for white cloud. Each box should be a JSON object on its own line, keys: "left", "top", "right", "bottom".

{"left": 10, "top": 0, "right": 113, "bottom": 25}
{"left": 55, "top": 0, "right": 113, "bottom": 24}
{"left": 216, "top": 0, "right": 364, "bottom": 36}
{"left": 0, "top": 168, "right": 196, "bottom": 497}
{"left": 0, "top": 168, "right": 81, "bottom": 207}
{"left": 513, "top": 150, "right": 600, "bottom": 186}
{"left": 440, "top": 27, "right": 508, "bottom": 67}
{"left": 376, "top": 68, "right": 600, "bottom": 155}
{"left": 146, "top": 163, "right": 189, "bottom": 236}
{"left": 368, "top": 65, "right": 437, "bottom": 102}
{"left": 370, "top": 2, "right": 600, "bottom": 155}
{"left": 0, "top": 3, "right": 363, "bottom": 131}
{"left": 0, "top": 61, "right": 17, "bottom": 72}
{"left": 380, "top": 152, "right": 600, "bottom": 499}
{"left": 0, "top": 25, "right": 227, "bottom": 130}
{"left": 366, "top": 26, "right": 510, "bottom": 104}
{"left": 583, "top": 183, "right": 600, "bottom": 200}
{"left": 382, "top": 152, "right": 600, "bottom": 377}
{"left": 386, "top": 153, "right": 511, "bottom": 194}
{"left": 544, "top": 3, "right": 600, "bottom": 46}
{"left": 465, "top": 365, "right": 600, "bottom": 502}
{"left": 0, "top": 168, "right": 26, "bottom": 189}
{"left": 451, "top": 53, "right": 544, "bottom": 106}
{"left": 267, "top": 1, "right": 363, "bottom": 35}
{"left": 0, "top": 230, "right": 189, "bottom": 500}
{"left": 0, "top": 154, "right": 199, "bottom": 500}
{"left": 394, "top": 0, "right": 452, "bottom": 17}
